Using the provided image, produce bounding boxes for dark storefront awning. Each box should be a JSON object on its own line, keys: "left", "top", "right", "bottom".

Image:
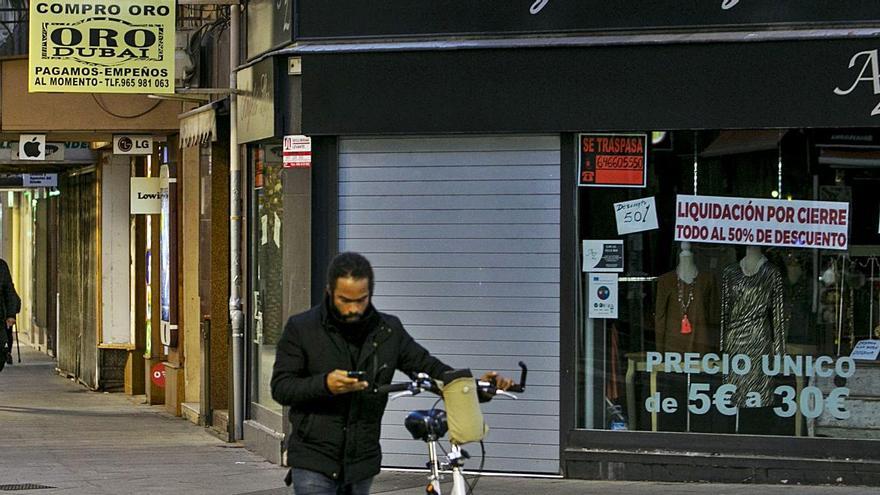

{"left": 819, "top": 149, "right": 880, "bottom": 168}
{"left": 299, "top": 36, "right": 880, "bottom": 135}
{"left": 701, "top": 130, "right": 782, "bottom": 158}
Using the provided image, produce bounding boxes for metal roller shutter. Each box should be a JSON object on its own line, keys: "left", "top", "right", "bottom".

{"left": 339, "top": 135, "right": 560, "bottom": 474}
{"left": 58, "top": 170, "right": 98, "bottom": 389}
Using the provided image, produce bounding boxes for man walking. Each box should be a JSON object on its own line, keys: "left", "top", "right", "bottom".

{"left": 271, "top": 252, "right": 512, "bottom": 495}
{"left": 0, "top": 257, "right": 20, "bottom": 369}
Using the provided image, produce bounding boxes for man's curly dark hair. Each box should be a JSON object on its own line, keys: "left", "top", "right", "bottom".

{"left": 327, "top": 252, "right": 374, "bottom": 294}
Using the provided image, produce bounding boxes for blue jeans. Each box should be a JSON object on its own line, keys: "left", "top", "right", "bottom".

{"left": 291, "top": 468, "right": 373, "bottom": 495}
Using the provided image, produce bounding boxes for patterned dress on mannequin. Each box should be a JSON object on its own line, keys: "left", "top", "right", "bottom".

{"left": 720, "top": 257, "right": 788, "bottom": 407}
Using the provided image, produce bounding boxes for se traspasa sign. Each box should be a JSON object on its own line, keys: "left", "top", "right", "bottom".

{"left": 578, "top": 133, "right": 647, "bottom": 188}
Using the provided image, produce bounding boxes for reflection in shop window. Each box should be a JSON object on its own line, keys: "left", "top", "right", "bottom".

{"left": 252, "top": 144, "right": 284, "bottom": 412}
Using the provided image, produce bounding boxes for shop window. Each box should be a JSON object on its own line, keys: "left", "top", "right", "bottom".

{"left": 576, "top": 129, "right": 880, "bottom": 438}
{"left": 251, "top": 143, "right": 284, "bottom": 413}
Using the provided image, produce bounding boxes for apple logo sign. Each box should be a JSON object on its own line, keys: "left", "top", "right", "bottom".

{"left": 24, "top": 139, "right": 41, "bottom": 157}
{"left": 19, "top": 134, "right": 46, "bottom": 161}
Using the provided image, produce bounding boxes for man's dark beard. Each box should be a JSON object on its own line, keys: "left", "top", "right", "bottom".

{"left": 330, "top": 303, "right": 363, "bottom": 323}
{"left": 327, "top": 295, "right": 378, "bottom": 337}
{"left": 342, "top": 312, "right": 362, "bottom": 322}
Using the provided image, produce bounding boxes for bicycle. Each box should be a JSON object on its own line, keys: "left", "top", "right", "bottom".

{"left": 377, "top": 362, "right": 528, "bottom": 495}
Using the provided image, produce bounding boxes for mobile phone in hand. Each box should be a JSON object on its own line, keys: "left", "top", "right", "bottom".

{"left": 347, "top": 371, "right": 367, "bottom": 380}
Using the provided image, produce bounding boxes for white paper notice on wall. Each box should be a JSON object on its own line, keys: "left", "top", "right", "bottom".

{"left": 588, "top": 273, "right": 618, "bottom": 319}
{"left": 614, "top": 196, "right": 659, "bottom": 235}
{"left": 851, "top": 340, "right": 880, "bottom": 361}
{"left": 582, "top": 240, "right": 624, "bottom": 272}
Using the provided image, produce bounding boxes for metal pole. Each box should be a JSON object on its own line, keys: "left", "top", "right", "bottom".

{"left": 427, "top": 441, "right": 442, "bottom": 489}
{"left": 837, "top": 256, "right": 846, "bottom": 357}
{"left": 14, "top": 323, "right": 20, "bottom": 363}
{"left": 228, "top": 3, "right": 244, "bottom": 441}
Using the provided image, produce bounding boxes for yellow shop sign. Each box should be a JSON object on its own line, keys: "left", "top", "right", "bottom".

{"left": 29, "top": 1, "right": 174, "bottom": 94}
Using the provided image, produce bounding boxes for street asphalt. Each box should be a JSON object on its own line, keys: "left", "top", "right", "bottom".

{"left": 0, "top": 345, "right": 877, "bottom": 494}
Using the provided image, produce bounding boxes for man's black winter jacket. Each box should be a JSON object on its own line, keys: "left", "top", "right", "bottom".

{"left": 270, "top": 301, "right": 451, "bottom": 484}
{"left": 0, "top": 258, "right": 20, "bottom": 320}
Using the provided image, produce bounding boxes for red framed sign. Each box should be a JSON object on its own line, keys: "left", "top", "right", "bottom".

{"left": 578, "top": 133, "right": 647, "bottom": 188}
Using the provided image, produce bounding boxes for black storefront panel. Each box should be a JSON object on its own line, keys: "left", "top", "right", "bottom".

{"left": 302, "top": 38, "right": 880, "bottom": 136}
{"left": 294, "top": 0, "right": 880, "bottom": 40}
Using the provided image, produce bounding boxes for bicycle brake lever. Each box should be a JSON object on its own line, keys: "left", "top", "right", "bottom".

{"left": 495, "top": 390, "right": 518, "bottom": 400}
{"left": 389, "top": 390, "right": 415, "bottom": 401}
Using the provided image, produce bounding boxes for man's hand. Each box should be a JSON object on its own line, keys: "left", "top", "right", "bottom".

{"left": 480, "top": 371, "right": 515, "bottom": 391}
{"left": 326, "top": 369, "right": 369, "bottom": 395}
{"left": 5, "top": 317, "right": 14, "bottom": 328}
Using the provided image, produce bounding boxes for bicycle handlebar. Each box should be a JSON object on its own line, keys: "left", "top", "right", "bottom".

{"left": 507, "top": 361, "right": 528, "bottom": 393}
{"left": 375, "top": 362, "right": 529, "bottom": 399}
{"left": 376, "top": 382, "right": 411, "bottom": 394}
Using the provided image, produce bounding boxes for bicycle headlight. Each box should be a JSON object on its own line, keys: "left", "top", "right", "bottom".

{"left": 405, "top": 409, "right": 448, "bottom": 441}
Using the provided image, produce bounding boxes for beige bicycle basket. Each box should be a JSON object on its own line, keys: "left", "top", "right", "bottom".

{"left": 441, "top": 376, "right": 488, "bottom": 445}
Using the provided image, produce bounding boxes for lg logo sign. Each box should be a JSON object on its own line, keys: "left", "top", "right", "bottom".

{"left": 116, "top": 136, "right": 136, "bottom": 153}
{"left": 113, "top": 135, "right": 154, "bottom": 155}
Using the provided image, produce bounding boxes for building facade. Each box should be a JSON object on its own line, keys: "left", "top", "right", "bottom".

{"left": 230, "top": 0, "right": 880, "bottom": 484}
{"left": 0, "top": 51, "right": 184, "bottom": 390}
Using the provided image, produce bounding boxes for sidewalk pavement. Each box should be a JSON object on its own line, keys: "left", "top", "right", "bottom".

{"left": 0, "top": 345, "right": 875, "bottom": 495}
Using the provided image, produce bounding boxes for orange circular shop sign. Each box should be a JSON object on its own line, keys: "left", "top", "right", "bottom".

{"left": 151, "top": 362, "right": 166, "bottom": 388}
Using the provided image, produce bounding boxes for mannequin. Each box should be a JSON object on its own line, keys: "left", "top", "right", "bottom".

{"left": 721, "top": 245, "right": 787, "bottom": 411}
{"left": 654, "top": 243, "right": 720, "bottom": 432}
{"left": 655, "top": 243, "right": 719, "bottom": 354}
{"left": 739, "top": 245, "right": 766, "bottom": 277}
{"left": 785, "top": 254, "right": 803, "bottom": 285}
{"left": 676, "top": 242, "right": 699, "bottom": 284}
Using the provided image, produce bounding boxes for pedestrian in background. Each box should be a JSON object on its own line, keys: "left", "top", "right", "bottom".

{"left": 0, "top": 257, "right": 20, "bottom": 369}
